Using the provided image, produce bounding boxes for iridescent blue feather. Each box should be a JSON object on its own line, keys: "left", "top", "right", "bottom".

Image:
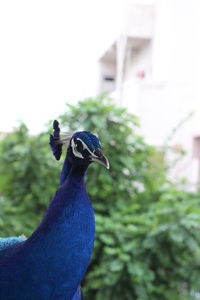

{"left": 0, "top": 120, "right": 105, "bottom": 300}
{"left": 49, "top": 119, "right": 62, "bottom": 160}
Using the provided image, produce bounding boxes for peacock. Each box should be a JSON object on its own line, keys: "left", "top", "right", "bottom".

{"left": 0, "top": 120, "right": 109, "bottom": 300}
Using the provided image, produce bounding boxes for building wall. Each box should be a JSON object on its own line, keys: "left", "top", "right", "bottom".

{"left": 120, "top": 78, "right": 197, "bottom": 185}
{"left": 123, "top": 4, "right": 154, "bottom": 38}
{"left": 98, "top": 0, "right": 200, "bottom": 186}
{"left": 152, "top": 0, "right": 196, "bottom": 83}
{"left": 124, "top": 41, "right": 152, "bottom": 82}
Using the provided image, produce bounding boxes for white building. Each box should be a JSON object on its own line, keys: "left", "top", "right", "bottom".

{"left": 98, "top": 0, "right": 200, "bottom": 187}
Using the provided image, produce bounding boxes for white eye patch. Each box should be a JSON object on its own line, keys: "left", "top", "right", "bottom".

{"left": 71, "top": 138, "right": 99, "bottom": 159}
{"left": 71, "top": 139, "right": 84, "bottom": 158}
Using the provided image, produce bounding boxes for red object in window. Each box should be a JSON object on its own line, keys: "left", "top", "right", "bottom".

{"left": 136, "top": 70, "right": 145, "bottom": 79}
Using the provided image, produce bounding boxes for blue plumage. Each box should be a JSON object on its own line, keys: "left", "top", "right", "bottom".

{"left": 49, "top": 119, "right": 62, "bottom": 160}
{"left": 0, "top": 121, "right": 109, "bottom": 300}
{"left": 0, "top": 237, "right": 26, "bottom": 251}
{"left": 74, "top": 131, "right": 102, "bottom": 151}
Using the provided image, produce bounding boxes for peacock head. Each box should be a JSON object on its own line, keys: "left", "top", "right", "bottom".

{"left": 67, "top": 131, "right": 109, "bottom": 169}
{"left": 50, "top": 120, "right": 109, "bottom": 169}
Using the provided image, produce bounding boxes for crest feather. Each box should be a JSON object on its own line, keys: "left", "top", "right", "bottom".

{"left": 49, "top": 120, "right": 75, "bottom": 160}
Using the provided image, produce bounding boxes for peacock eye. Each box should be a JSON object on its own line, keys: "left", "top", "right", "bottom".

{"left": 75, "top": 140, "right": 84, "bottom": 153}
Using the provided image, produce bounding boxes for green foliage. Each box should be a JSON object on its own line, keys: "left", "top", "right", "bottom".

{"left": 59, "top": 95, "right": 200, "bottom": 299}
{"left": 0, "top": 123, "right": 60, "bottom": 236}
{"left": 1, "top": 95, "right": 200, "bottom": 299}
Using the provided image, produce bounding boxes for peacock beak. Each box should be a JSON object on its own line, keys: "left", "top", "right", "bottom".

{"left": 90, "top": 152, "right": 110, "bottom": 169}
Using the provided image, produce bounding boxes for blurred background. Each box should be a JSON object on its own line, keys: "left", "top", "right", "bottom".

{"left": 1, "top": 0, "right": 200, "bottom": 299}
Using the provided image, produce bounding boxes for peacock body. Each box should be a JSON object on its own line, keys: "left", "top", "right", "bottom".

{"left": 0, "top": 120, "right": 109, "bottom": 300}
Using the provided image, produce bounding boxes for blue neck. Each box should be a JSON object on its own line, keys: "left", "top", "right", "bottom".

{"left": 60, "top": 155, "right": 72, "bottom": 185}
{"left": 60, "top": 155, "right": 88, "bottom": 186}
{"left": 9, "top": 154, "right": 95, "bottom": 299}
{"left": 29, "top": 156, "right": 89, "bottom": 237}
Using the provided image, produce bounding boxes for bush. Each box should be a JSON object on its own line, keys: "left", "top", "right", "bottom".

{"left": 1, "top": 95, "right": 200, "bottom": 299}
{"left": 59, "top": 95, "right": 200, "bottom": 299}
{"left": 0, "top": 123, "right": 59, "bottom": 236}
